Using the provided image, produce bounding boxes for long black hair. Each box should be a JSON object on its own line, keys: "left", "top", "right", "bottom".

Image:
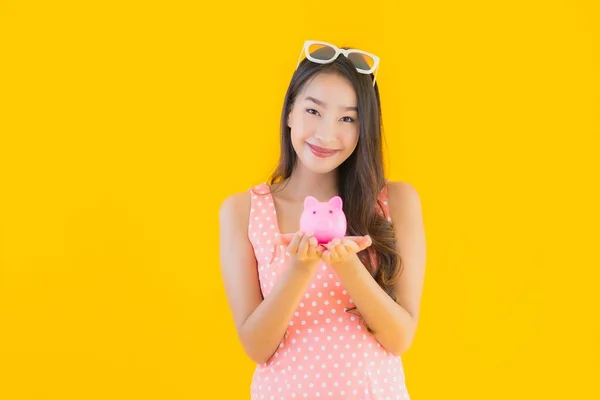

{"left": 269, "top": 47, "right": 403, "bottom": 309}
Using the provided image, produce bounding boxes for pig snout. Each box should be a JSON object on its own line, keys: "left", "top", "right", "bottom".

{"left": 313, "top": 219, "right": 332, "bottom": 231}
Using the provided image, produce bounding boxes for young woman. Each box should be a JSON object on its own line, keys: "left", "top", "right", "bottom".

{"left": 219, "top": 40, "right": 427, "bottom": 400}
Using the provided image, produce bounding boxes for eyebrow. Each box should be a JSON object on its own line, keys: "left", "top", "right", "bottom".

{"left": 305, "top": 96, "right": 358, "bottom": 112}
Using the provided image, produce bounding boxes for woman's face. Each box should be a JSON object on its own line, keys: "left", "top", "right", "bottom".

{"left": 287, "top": 72, "right": 360, "bottom": 174}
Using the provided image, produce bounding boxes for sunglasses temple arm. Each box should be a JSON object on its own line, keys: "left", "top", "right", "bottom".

{"left": 372, "top": 66, "right": 379, "bottom": 87}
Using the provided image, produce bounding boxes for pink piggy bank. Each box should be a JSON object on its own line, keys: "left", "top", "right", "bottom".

{"left": 299, "top": 195, "right": 347, "bottom": 244}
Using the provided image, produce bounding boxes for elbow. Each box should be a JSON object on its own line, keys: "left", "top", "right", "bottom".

{"left": 248, "top": 344, "right": 275, "bottom": 365}
{"left": 389, "top": 317, "right": 417, "bottom": 356}
{"left": 388, "top": 339, "right": 413, "bottom": 357}
{"left": 383, "top": 324, "right": 416, "bottom": 357}
{"left": 247, "top": 352, "right": 271, "bottom": 365}
{"left": 373, "top": 332, "right": 412, "bottom": 357}
{"left": 244, "top": 346, "right": 276, "bottom": 365}
{"left": 239, "top": 328, "right": 275, "bottom": 365}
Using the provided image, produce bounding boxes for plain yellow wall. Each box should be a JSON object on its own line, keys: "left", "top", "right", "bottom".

{"left": 1, "top": 1, "right": 599, "bottom": 399}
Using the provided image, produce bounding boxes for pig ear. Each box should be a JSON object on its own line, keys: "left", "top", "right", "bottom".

{"left": 304, "top": 196, "right": 319, "bottom": 210}
{"left": 328, "top": 196, "right": 343, "bottom": 210}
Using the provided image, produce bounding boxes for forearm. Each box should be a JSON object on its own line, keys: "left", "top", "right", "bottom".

{"left": 334, "top": 257, "right": 414, "bottom": 356}
{"left": 240, "top": 265, "right": 314, "bottom": 364}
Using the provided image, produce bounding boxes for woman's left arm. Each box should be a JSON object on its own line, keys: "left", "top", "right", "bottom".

{"left": 327, "top": 181, "right": 427, "bottom": 356}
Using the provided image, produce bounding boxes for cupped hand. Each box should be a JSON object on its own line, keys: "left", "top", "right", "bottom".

{"left": 321, "top": 236, "right": 373, "bottom": 266}
{"left": 277, "top": 233, "right": 373, "bottom": 267}
{"left": 275, "top": 231, "right": 324, "bottom": 270}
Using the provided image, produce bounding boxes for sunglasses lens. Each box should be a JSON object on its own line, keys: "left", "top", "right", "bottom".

{"left": 307, "top": 43, "right": 336, "bottom": 61}
{"left": 348, "top": 52, "right": 376, "bottom": 72}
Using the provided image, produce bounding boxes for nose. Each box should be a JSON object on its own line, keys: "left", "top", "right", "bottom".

{"left": 314, "top": 118, "right": 338, "bottom": 144}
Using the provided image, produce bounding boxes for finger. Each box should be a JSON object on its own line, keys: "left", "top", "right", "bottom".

{"left": 341, "top": 238, "right": 360, "bottom": 253}
{"left": 306, "top": 236, "right": 318, "bottom": 258}
{"left": 343, "top": 236, "right": 364, "bottom": 242}
{"left": 360, "top": 235, "right": 373, "bottom": 250}
{"left": 338, "top": 236, "right": 372, "bottom": 250}
{"left": 327, "top": 240, "right": 341, "bottom": 261}
{"left": 315, "top": 244, "right": 326, "bottom": 258}
{"left": 339, "top": 236, "right": 364, "bottom": 245}
{"left": 306, "top": 246, "right": 315, "bottom": 259}
{"left": 323, "top": 242, "right": 336, "bottom": 256}
{"left": 316, "top": 245, "right": 324, "bottom": 258}
{"left": 321, "top": 249, "right": 331, "bottom": 263}
{"left": 336, "top": 242, "right": 349, "bottom": 258}
{"left": 286, "top": 231, "right": 304, "bottom": 255}
{"left": 332, "top": 238, "right": 345, "bottom": 255}
{"left": 297, "top": 232, "right": 312, "bottom": 258}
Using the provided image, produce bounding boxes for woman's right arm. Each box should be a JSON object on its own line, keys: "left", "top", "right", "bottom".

{"left": 218, "top": 192, "right": 318, "bottom": 365}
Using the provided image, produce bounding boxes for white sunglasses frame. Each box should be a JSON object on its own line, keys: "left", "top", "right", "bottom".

{"left": 296, "top": 40, "right": 380, "bottom": 87}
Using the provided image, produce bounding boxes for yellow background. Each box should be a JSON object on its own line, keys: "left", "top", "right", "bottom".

{"left": 1, "top": 1, "right": 598, "bottom": 399}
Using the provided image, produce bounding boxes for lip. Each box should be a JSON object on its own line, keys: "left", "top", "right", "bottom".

{"left": 307, "top": 143, "right": 339, "bottom": 158}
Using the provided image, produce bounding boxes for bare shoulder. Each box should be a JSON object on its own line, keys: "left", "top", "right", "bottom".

{"left": 385, "top": 180, "right": 423, "bottom": 216}
{"left": 218, "top": 188, "right": 255, "bottom": 275}
{"left": 219, "top": 190, "right": 252, "bottom": 227}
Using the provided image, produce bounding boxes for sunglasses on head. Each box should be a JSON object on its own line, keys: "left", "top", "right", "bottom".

{"left": 296, "top": 40, "right": 380, "bottom": 86}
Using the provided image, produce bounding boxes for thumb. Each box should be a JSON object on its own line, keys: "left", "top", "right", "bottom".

{"left": 360, "top": 235, "right": 372, "bottom": 250}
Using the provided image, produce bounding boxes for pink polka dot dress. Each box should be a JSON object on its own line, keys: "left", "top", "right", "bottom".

{"left": 247, "top": 182, "right": 411, "bottom": 400}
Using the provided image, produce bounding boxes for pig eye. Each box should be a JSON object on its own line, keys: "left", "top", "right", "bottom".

{"left": 329, "top": 210, "right": 333, "bottom": 213}
{"left": 312, "top": 211, "right": 316, "bottom": 214}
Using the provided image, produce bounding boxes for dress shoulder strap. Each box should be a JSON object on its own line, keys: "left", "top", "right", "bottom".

{"left": 376, "top": 181, "right": 392, "bottom": 223}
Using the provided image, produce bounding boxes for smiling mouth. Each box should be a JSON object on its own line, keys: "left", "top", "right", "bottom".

{"left": 307, "top": 143, "right": 339, "bottom": 157}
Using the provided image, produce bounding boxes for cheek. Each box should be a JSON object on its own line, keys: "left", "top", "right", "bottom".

{"left": 291, "top": 114, "right": 317, "bottom": 139}
{"left": 341, "top": 128, "right": 360, "bottom": 149}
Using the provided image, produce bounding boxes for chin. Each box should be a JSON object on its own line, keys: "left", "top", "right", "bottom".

{"left": 305, "top": 163, "right": 339, "bottom": 175}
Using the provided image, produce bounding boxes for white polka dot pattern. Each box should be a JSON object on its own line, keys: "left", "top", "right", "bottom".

{"left": 247, "top": 182, "right": 410, "bottom": 400}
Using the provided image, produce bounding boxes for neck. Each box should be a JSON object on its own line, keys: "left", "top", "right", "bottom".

{"left": 278, "top": 162, "right": 339, "bottom": 202}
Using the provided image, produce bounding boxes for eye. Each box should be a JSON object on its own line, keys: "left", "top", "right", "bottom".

{"left": 329, "top": 210, "right": 333, "bottom": 213}
{"left": 306, "top": 108, "right": 320, "bottom": 116}
{"left": 312, "top": 211, "right": 316, "bottom": 214}
{"left": 341, "top": 116, "right": 355, "bottom": 123}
